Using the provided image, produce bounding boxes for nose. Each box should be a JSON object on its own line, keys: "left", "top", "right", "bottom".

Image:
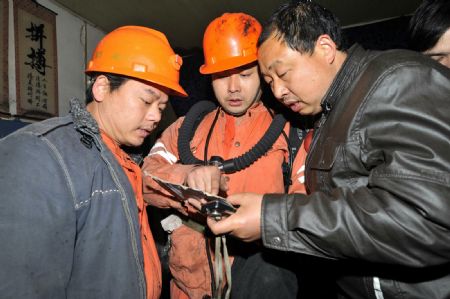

{"left": 228, "top": 74, "right": 241, "bottom": 93}
{"left": 146, "top": 104, "right": 162, "bottom": 124}
{"left": 271, "top": 78, "right": 288, "bottom": 100}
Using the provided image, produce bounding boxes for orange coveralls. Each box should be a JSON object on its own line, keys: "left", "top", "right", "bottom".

{"left": 142, "top": 102, "right": 307, "bottom": 298}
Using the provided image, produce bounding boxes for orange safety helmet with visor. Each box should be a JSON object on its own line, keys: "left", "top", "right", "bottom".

{"left": 86, "top": 25, "right": 188, "bottom": 97}
{"left": 200, "top": 13, "right": 262, "bottom": 74}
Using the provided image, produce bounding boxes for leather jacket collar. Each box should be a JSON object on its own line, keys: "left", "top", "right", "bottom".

{"left": 320, "top": 44, "right": 368, "bottom": 115}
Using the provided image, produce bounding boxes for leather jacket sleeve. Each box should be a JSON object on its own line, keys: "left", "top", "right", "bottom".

{"left": 0, "top": 133, "right": 76, "bottom": 297}
{"left": 262, "top": 60, "right": 450, "bottom": 269}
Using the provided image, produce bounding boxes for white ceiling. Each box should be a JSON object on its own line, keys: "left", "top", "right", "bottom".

{"left": 52, "top": 0, "right": 422, "bottom": 50}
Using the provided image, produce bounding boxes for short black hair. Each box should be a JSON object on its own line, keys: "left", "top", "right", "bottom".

{"left": 408, "top": 0, "right": 450, "bottom": 52}
{"left": 258, "top": 0, "right": 345, "bottom": 54}
{"left": 85, "top": 73, "right": 129, "bottom": 104}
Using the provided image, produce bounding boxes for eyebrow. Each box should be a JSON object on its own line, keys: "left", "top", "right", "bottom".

{"left": 144, "top": 88, "right": 159, "bottom": 98}
{"left": 263, "top": 59, "right": 283, "bottom": 72}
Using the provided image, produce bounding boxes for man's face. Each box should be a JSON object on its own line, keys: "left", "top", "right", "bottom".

{"left": 258, "top": 36, "right": 335, "bottom": 116}
{"left": 94, "top": 77, "right": 169, "bottom": 147}
{"left": 211, "top": 64, "right": 262, "bottom": 116}
{"left": 424, "top": 28, "right": 450, "bottom": 68}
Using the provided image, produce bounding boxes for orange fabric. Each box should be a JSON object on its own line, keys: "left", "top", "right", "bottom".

{"left": 142, "top": 102, "right": 307, "bottom": 298}
{"left": 170, "top": 280, "right": 190, "bottom": 299}
{"left": 222, "top": 113, "right": 235, "bottom": 158}
{"left": 101, "top": 131, "right": 162, "bottom": 299}
{"left": 168, "top": 226, "right": 210, "bottom": 299}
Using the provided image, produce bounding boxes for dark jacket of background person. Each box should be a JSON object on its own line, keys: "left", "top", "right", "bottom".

{"left": 262, "top": 45, "right": 450, "bottom": 299}
{"left": 0, "top": 99, "right": 147, "bottom": 299}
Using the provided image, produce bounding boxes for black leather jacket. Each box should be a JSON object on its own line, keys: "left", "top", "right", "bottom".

{"left": 262, "top": 45, "right": 450, "bottom": 299}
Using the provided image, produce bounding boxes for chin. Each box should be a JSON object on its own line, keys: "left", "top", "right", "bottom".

{"left": 127, "top": 138, "right": 144, "bottom": 148}
{"left": 223, "top": 108, "right": 246, "bottom": 116}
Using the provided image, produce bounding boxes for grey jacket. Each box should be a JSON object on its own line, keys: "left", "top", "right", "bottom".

{"left": 0, "top": 99, "right": 147, "bottom": 298}
{"left": 262, "top": 45, "right": 450, "bottom": 299}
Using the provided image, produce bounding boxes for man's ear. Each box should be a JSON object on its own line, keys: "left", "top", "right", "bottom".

{"left": 315, "top": 34, "right": 337, "bottom": 64}
{"left": 92, "top": 75, "right": 110, "bottom": 103}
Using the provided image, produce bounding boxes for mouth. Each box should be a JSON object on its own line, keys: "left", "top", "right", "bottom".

{"left": 283, "top": 99, "right": 302, "bottom": 112}
{"left": 289, "top": 102, "right": 302, "bottom": 113}
{"left": 227, "top": 98, "right": 243, "bottom": 107}
{"left": 137, "top": 128, "right": 152, "bottom": 138}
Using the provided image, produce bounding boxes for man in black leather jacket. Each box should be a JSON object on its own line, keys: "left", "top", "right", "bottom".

{"left": 207, "top": 1, "right": 450, "bottom": 298}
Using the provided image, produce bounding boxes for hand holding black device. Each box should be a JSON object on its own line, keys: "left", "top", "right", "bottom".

{"left": 148, "top": 174, "right": 236, "bottom": 219}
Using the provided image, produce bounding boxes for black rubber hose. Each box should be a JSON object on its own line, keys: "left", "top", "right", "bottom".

{"left": 223, "top": 113, "right": 286, "bottom": 173}
{"left": 178, "top": 100, "right": 217, "bottom": 165}
{"left": 178, "top": 100, "right": 287, "bottom": 174}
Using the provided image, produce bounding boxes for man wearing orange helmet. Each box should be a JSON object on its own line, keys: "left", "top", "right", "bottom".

{"left": 142, "top": 13, "right": 307, "bottom": 299}
{"left": 0, "top": 26, "right": 186, "bottom": 299}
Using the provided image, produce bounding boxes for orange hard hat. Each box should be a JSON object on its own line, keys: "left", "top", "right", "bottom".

{"left": 86, "top": 26, "right": 187, "bottom": 97}
{"left": 199, "top": 13, "right": 262, "bottom": 74}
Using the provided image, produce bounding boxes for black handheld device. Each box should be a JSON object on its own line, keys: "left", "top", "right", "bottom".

{"left": 201, "top": 199, "right": 236, "bottom": 220}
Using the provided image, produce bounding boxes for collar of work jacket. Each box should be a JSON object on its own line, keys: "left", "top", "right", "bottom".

{"left": 69, "top": 98, "right": 143, "bottom": 164}
{"left": 71, "top": 99, "right": 100, "bottom": 136}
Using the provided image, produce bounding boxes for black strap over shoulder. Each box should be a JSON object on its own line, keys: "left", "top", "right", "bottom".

{"left": 282, "top": 125, "right": 306, "bottom": 193}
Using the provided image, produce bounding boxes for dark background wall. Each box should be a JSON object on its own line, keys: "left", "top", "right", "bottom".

{"left": 344, "top": 16, "right": 411, "bottom": 50}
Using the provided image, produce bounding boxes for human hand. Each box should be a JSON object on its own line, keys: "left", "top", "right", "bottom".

{"left": 206, "top": 193, "right": 263, "bottom": 242}
{"left": 186, "top": 165, "right": 228, "bottom": 195}
{"left": 143, "top": 191, "right": 188, "bottom": 215}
